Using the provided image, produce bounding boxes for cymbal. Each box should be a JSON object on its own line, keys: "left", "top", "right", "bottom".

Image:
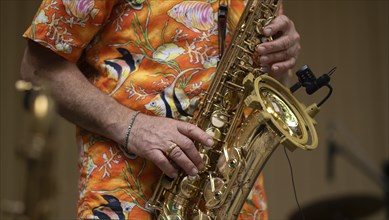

{"left": 289, "top": 194, "right": 386, "bottom": 220}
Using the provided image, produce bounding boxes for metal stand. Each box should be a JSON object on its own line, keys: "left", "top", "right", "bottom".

{"left": 327, "top": 122, "right": 389, "bottom": 218}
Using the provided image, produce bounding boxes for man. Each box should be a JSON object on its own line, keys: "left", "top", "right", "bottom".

{"left": 21, "top": 0, "right": 300, "bottom": 219}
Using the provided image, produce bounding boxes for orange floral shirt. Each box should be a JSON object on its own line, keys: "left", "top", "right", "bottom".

{"left": 24, "top": 0, "right": 268, "bottom": 219}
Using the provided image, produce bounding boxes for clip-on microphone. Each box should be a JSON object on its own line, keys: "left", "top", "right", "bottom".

{"left": 290, "top": 65, "right": 336, "bottom": 106}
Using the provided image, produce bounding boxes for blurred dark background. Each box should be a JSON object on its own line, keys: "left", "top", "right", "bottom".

{"left": 1, "top": 0, "right": 388, "bottom": 219}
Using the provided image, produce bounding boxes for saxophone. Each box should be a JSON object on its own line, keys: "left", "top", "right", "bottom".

{"left": 147, "top": 0, "right": 321, "bottom": 219}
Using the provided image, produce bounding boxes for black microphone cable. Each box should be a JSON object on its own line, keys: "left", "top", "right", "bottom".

{"left": 284, "top": 146, "right": 306, "bottom": 220}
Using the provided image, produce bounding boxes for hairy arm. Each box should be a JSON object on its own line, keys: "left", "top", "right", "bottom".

{"left": 21, "top": 40, "right": 131, "bottom": 145}
{"left": 20, "top": 40, "right": 212, "bottom": 178}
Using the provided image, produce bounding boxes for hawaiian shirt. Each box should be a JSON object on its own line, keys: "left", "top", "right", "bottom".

{"left": 24, "top": 0, "right": 268, "bottom": 219}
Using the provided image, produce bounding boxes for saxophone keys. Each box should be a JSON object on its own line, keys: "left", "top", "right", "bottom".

{"left": 219, "top": 147, "right": 241, "bottom": 178}
{"left": 223, "top": 89, "right": 244, "bottom": 111}
{"left": 199, "top": 152, "right": 210, "bottom": 169}
{"left": 243, "top": 40, "right": 256, "bottom": 52}
{"left": 255, "top": 20, "right": 265, "bottom": 35}
{"left": 192, "top": 210, "right": 212, "bottom": 220}
{"left": 180, "top": 176, "right": 199, "bottom": 198}
{"left": 203, "top": 177, "right": 226, "bottom": 208}
{"left": 211, "top": 111, "right": 228, "bottom": 128}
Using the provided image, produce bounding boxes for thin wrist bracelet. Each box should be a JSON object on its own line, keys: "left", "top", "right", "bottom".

{"left": 120, "top": 111, "right": 141, "bottom": 159}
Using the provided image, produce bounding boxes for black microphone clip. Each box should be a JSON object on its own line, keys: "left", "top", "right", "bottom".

{"left": 290, "top": 65, "right": 336, "bottom": 95}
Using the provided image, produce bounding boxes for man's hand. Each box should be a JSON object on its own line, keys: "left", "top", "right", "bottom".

{"left": 127, "top": 114, "right": 213, "bottom": 179}
{"left": 254, "top": 14, "right": 301, "bottom": 78}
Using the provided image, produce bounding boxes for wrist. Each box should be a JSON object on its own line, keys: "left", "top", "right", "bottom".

{"left": 118, "top": 111, "right": 141, "bottom": 159}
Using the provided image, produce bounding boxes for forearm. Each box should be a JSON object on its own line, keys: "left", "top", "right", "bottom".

{"left": 50, "top": 65, "right": 132, "bottom": 145}
{"left": 21, "top": 40, "right": 133, "bottom": 146}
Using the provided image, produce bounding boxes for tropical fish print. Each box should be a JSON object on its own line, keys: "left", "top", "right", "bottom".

{"left": 144, "top": 88, "right": 189, "bottom": 118}
{"left": 168, "top": 1, "right": 217, "bottom": 33}
{"left": 152, "top": 43, "right": 185, "bottom": 61}
{"left": 92, "top": 195, "right": 125, "bottom": 219}
{"left": 24, "top": 0, "right": 267, "bottom": 219}
{"left": 144, "top": 68, "right": 200, "bottom": 118}
{"left": 102, "top": 48, "right": 144, "bottom": 96}
{"left": 63, "top": 0, "right": 99, "bottom": 19}
{"left": 127, "top": 0, "right": 145, "bottom": 10}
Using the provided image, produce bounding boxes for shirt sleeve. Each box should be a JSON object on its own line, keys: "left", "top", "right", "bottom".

{"left": 23, "top": 0, "right": 120, "bottom": 62}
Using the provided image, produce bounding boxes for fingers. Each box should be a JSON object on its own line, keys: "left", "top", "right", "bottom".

{"left": 257, "top": 34, "right": 297, "bottom": 55}
{"left": 262, "top": 15, "right": 291, "bottom": 37}
{"left": 177, "top": 122, "right": 214, "bottom": 148}
{"left": 148, "top": 150, "right": 178, "bottom": 178}
{"left": 173, "top": 135, "right": 204, "bottom": 170}
{"left": 166, "top": 143, "right": 199, "bottom": 176}
{"left": 253, "top": 14, "right": 301, "bottom": 75}
{"left": 258, "top": 43, "right": 299, "bottom": 73}
{"left": 256, "top": 17, "right": 300, "bottom": 57}
{"left": 269, "top": 57, "right": 297, "bottom": 76}
{"left": 129, "top": 115, "right": 212, "bottom": 178}
{"left": 160, "top": 123, "right": 209, "bottom": 177}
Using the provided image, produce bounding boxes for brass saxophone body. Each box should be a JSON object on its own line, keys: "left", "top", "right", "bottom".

{"left": 147, "top": 0, "right": 320, "bottom": 219}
